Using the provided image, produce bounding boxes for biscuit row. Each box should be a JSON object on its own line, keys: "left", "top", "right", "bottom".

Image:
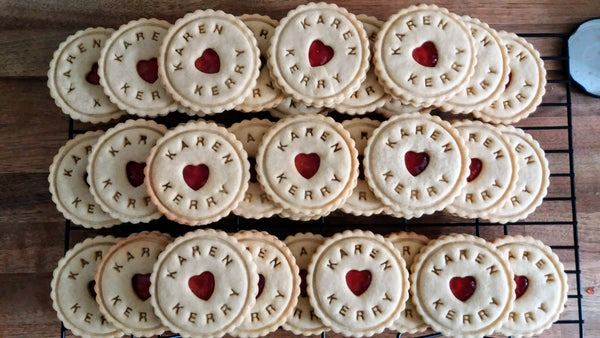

{"left": 47, "top": 3, "right": 545, "bottom": 125}
{"left": 51, "top": 230, "right": 567, "bottom": 338}
{"left": 49, "top": 113, "right": 549, "bottom": 227}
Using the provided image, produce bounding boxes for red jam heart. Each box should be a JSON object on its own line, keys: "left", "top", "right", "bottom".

{"left": 195, "top": 48, "right": 220, "bottom": 74}
{"left": 136, "top": 57, "right": 158, "bottom": 83}
{"left": 466, "top": 158, "right": 483, "bottom": 183}
{"left": 308, "top": 39, "right": 334, "bottom": 67}
{"left": 126, "top": 161, "right": 146, "bottom": 188}
{"left": 514, "top": 275, "right": 529, "bottom": 299}
{"left": 299, "top": 269, "right": 308, "bottom": 297}
{"left": 85, "top": 62, "right": 100, "bottom": 85}
{"left": 131, "top": 273, "right": 151, "bottom": 301}
{"left": 449, "top": 276, "right": 476, "bottom": 302}
{"left": 405, "top": 151, "right": 430, "bottom": 176}
{"left": 295, "top": 153, "right": 320, "bottom": 179}
{"left": 87, "top": 280, "right": 97, "bottom": 300}
{"left": 412, "top": 41, "right": 438, "bottom": 67}
{"left": 248, "top": 157, "right": 258, "bottom": 183}
{"left": 256, "top": 274, "right": 265, "bottom": 299}
{"left": 345, "top": 269, "right": 372, "bottom": 296}
{"left": 188, "top": 271, "right": 215, "bottom": 301}
{"left": 183, "top": 164, "right": 209, "bottom": 191}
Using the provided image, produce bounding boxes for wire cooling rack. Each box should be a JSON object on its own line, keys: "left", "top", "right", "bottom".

{"left": 61, "top": 32, "right": 584, "bottom": 338}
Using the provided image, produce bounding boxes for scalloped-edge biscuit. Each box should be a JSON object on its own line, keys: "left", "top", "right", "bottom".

{"left": 376, "top": 98, "right": 433, "bottom": 118}
{"left": 229, "top": 118, "right": 283, "bottom": 219}
{"left": 411, "top": 234, "right": 515, "bottom": 338}
{"left": 283, "top": 233, "right": 329, "bottom": 335}
{"left": 386, "top": 232, "right": 430, "bottom": 333}
{"left": 267, "top": 96, "right": 330, "bottom": 119}
{"left": 364, "top": 112, "right": 469, "bottom": 218}
{"left": 446, "top": 120, "right": 517, "bottom": 219}
{"left": 49, "top": 131, "right": 120, "bottom": 228}
{"left": 307, "top": 229, "right": 409, "bottom": 337}
{"left": 149, "top": 229, "right": 258, "bottom": 338}
{"left": 48, "top": 27, "right": 125, "bottom": 123}
{"left": 256, "top": 114, "right": 358, "bottom": 217}
{"left": 51, "top": 236, "right": 123, "bottom": 338}
{"left": 493, "top": 235, "right": 568, "bottom": 338}
{"left": 373, "top": 5, "right": 477, "bottom": 107}
{"left": 231, "top": 230, "right": 300, "bottom": 337}
{"left": 476, "top": 32, "right": 546, "bottom": 124}
{"left": 87, "top": 119, "right": 167, "bottom": 223}
{"left": 145, "top": 120, "right": 250, "bottom": 226}
{"left": 94, "top": 232, "right": 172, "bottom": 336}
{"left": 268, "top": 2, "right": 370, "bottom": 107}
{"left": 158, "top": 9, "right": 260, "bottom": 114}
{"left": 486, "top": 125, "right": 549, "bottom": 223}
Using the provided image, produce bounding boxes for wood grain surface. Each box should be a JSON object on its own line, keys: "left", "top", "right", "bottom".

{"left": 1, "top": 1, "right": 599, "bottom": 337}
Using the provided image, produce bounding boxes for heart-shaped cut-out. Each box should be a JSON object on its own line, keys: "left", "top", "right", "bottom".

{"left": 412, "top": 41, "right": 438, "bottom": 67}
{"left": 295, "top": 153, "right": 320, "bottom": 179}
{"left": 308, "top": 39, "right": 334, "bottom": 67}
{"left": 449, "top": 276, "right": 476, "bottom": 302}
{"left": 514, "top": 275, "right": 529, "bottom": 299}
{"left": 345, "top": 269, "right": 372, "bottom": 296}
{"left": 183, "top": 164, "right": 209, "bottom": 191}
{"left": 86, "top": 62, "right": 100, "bottom": 85}
{"left": 195, "top": 48, "right": 220, "bottom": 74}
{"left": 136, "top": 57, "right": 158, "bottom": 83}
{"left": 299, "top": 269, "right": 308, "bottom": 297}
{"left": 467, "top": 158, "right": 483, "bottom": 183}
{"left": 126, "top": 161, "right": 146, "bottom": 188}
{"left": 131, "top": 273, "right": 152, "bottom": 301}
{"left": 405, "top": 151, "right": 430, "bottom": 176}
{"left": 188, "top": 271, "right": 215, "bottom": 301}
{"left": 256, "top": 274, "right": 266, "bottom": 299}
{"left": 87, "top": 280, "right": 97, "bottom": 300}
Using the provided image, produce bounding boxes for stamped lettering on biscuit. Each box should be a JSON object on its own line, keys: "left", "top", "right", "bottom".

{"left": 99, "top": 19, "right": 177, "bottom": 117}
{"left": 48, "top": 28, "right": 124, "bottom": 123}
{"left": 374, "top": 5, "right": 476, "bottom": 105}
{"left": 411, "top": 234, "right": 514, "bottom": 338}
{"left": 87, "top": 120, "right": 166, "bottom": 223}
{"left": 364, "top": 113, "right": 468, "bottom": 218}
{"left": 51, "top": 236, "right": 121, "bottom": 337}
{"left": 268, "top": 3, "right": 369, "bottom": 106}
{"left": 268, "top": 96, "right": 329, "bottom": 118}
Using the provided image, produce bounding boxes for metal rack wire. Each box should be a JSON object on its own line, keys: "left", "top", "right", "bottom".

{"left": 61, "top": 32, "right": 584, "bottom": 338}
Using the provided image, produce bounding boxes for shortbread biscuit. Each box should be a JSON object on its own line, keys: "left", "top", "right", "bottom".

{"left": 150, "top": 229, "right": 258, "bottom": 338}
{"left": 268, "top": 96, "right": 330, "bottom": 119}
{"left": 411, "top": 234, "right": 514, "bottom": 338}
{"left": 364, "top": 113, "right": 469, "bottom": 218}
{"left": 145, "top": 120, "right": 250, "bottom": 225}
{"left": 159, "top": 9, "right": 260, "bottom": 114}
{"left": 278, "top": 208, "right": 329, "bottom": 221}
{"left": 99, "top": 18, "right": 177, "bottom": 117}
{"left": 49, "top": 131, "right": 119, "bottom": 228}
{"left": 340, "top": 118, "right": 387, "bottom": 216}
{"left": 477, "top": 32, "right": 546, "bottom": 124}
{"left": 335, "top": 15, "right": 390, "bottom": 115}
{"left": 256, "top": 114, "right": 358, "bottom": 217}
{"left": 268, "top": 2, "right": 370, "bottom": 107}
{"left": 374, "top": 5, "right": 477, "bottom": 106}
{"left": 87, "top": 119, "right": 167, "bottom": 223}
{"left": 95, "top": 232, "right": 172, "bottom": 336}
{"left": 229, "top": 118, "right": 283, "bottom": 219}
{"left": 283, "top": 233, "right": 328, "bottom": 335}
{"left": 307, "top": 230, "right": 409, "bottom": 337}
{"left": 231, "top": 230, "right": 300, "bottom": 337}
{"left": 486, "top": 126, "right": 549, "bottom": 223}
{"left": 236, "top": 14, "right": 285, "bottom": 112}
{"left": 440, "top": 16, "right": 510, "bottom": 114}
{"left": 376, "top": 98, "right": 433, "bottom": 118}
{"left": 51, "top": 236, "right": 122, "bottom": 338}
{"left": 48, "top": 27, "right": 125, "bottom": 123}
{"left": 386, "top": 232, "right": 430, "bottom": 333}
{"left": 493, "top": 235, "right": 568, "bottom": 338}
{"left": 446, "top": 120, "right": 517, "bottom": 218}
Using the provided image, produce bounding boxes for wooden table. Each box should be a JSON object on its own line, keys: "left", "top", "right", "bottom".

{"left": 1, "top": 1, "right": 599, "bottom": 337}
